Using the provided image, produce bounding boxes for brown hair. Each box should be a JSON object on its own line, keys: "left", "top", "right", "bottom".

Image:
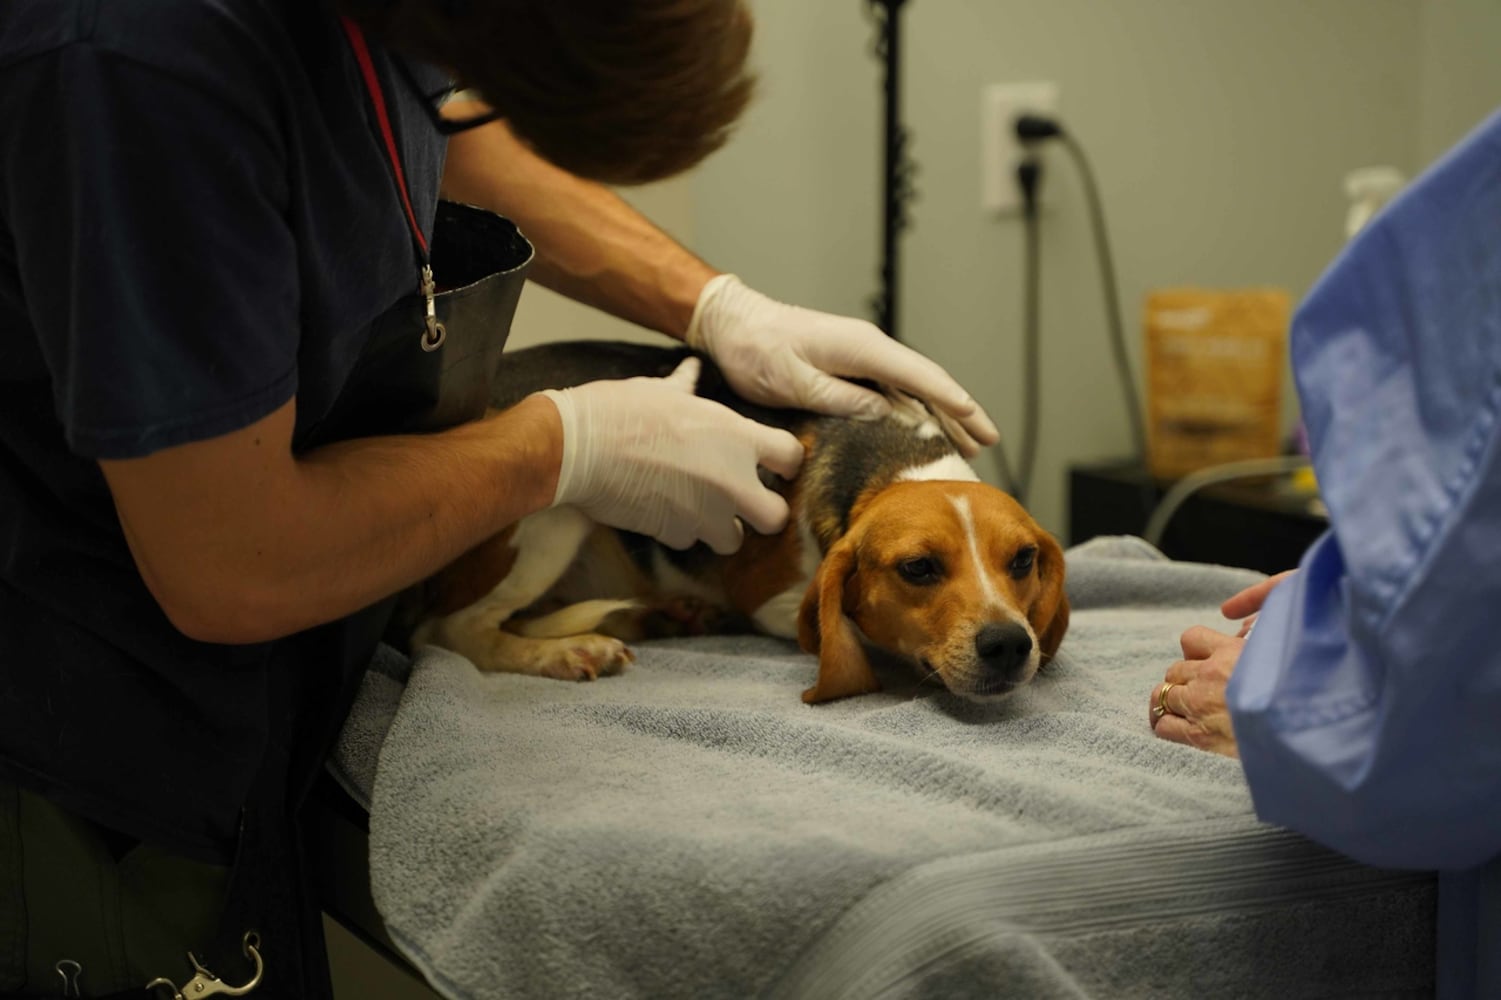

{"left": 342, "top": 0, "right": 756, "bottom": 185}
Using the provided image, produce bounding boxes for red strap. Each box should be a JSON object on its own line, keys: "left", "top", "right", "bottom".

{"left": 338, "top": 16, "right": 429, "bottom": 258}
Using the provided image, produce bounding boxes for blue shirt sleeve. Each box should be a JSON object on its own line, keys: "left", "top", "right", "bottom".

{"left": 3, "top": 24, "right": 301, "bottom": 459}
{"left": 1226, "top": 110, "right": 1501, "bottom": 873}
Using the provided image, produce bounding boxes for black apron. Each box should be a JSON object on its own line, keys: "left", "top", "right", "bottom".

{"left": 145, "top": 19, "right": 535, "bottom": 999}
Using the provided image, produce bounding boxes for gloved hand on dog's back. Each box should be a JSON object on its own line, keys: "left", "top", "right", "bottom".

{"left": 538, "top": 358, "right": 804, "bottom": 555}
{"left": 687, "top": 274, "right": 1001, "bottom": 457}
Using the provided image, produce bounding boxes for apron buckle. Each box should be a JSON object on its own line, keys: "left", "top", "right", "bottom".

{"left": 423, "top": 315, "right": 447, "bottom": 352}
{"left": 144, "top": 931, "right": 264, "bottom": 1000}
{"left": 55, "top": 959, "right": 83, "bottom": 998}
{"left": 420, "top": 264, "right": 447, "bottom": 352}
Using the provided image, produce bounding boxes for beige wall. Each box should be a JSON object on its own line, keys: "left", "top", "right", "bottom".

{"left": 1417, "top": 0, "right": 1501, "bottom": 162}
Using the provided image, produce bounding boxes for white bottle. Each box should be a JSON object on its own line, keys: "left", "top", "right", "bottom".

{"left": 1343, "top": 166, "right": 1406, "bottom": 240}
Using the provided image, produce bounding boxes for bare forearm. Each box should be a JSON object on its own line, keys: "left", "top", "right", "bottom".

{"left": 274, "top": 401, "right": 558, "bottom": 623}
{"left": 103, "top": 395, "right": 561, "bottom": 644}
{"left": 441, "top": 112, "right": 716, "bottom": 337}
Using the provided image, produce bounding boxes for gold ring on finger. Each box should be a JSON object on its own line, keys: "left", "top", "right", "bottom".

{"left": 1157, "top": 682, "right": 1178, "bottom": 719}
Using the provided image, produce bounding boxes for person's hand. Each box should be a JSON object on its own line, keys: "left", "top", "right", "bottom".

{"left": 686, "top": 275, "right": 1000, "bottom": 457}
{"left": 1222, "top": 569, "right": 1296, "bottom": 637}
{"left": 1148, "top": 626, "right": 1243, "bottom": 758}
{"left": 538, "top": 358, "right": 805, "bottom": 554}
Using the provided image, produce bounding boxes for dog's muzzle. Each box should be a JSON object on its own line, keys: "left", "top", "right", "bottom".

{"left": 974, "top": 621, "right": 1034, "bottom": 686}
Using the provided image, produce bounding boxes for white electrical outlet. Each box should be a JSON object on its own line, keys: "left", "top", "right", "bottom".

{"left": 981, "top": 81, "right": 1060, "bottom": 215}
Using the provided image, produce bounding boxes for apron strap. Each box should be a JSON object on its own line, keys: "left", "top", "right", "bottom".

{"left": 338, "top": 16, "right": 446, "bottom": 347}
{"left": 337, "top": 16, "right": 431, "bottom": 262}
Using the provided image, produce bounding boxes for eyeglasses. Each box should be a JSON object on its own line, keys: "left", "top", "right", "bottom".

{"left": 393, "top": 56, "right": 502, "bottom": 136}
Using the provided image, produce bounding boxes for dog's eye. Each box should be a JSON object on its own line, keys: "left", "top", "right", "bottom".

{"left": 1008, "top": 546, "right": 1037, "bottom": 579}
{"left": 897, "top": 557, "right": 941, "bottom": 584}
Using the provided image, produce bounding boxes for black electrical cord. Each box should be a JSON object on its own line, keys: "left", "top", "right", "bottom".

{"left": 1014, "top": 155, "right": 1043, "bottom": 506}
{"left": 988, "top": 155, "right": 1042, "bottom": 502}
{"left": 1016, "top": 114, "right": 1155, "bottom": 519}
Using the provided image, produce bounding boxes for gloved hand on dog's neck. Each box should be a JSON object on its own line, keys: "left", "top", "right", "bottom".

{"left": 686, "top": 274, "right": 1000, "bottom": 457}
{"left": 534, "top": 274, "right": 998, "bottom": 556}
{"left": 538, "top": 358, "right": 805, "bottom": 555}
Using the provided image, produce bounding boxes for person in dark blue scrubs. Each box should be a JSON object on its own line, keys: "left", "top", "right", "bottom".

{"left": 0, "top": 1, "right": 998, "bottom": 995}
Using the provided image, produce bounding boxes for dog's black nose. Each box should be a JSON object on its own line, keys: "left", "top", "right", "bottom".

{"left": 975, "top": 622, "right": 1033, "bottom": 679}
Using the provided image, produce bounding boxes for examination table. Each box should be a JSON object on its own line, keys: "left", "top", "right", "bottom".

{"left": 312, "top": 536, "right": 1436, "bottom": 999}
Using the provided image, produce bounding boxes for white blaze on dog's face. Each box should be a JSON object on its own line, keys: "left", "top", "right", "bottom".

{"left": 797, "top": 480, "right": 1069, "bottom": 703}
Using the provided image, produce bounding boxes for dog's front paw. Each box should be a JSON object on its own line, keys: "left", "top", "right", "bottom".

{"left": 539, "top": 634, "right": 635, "bottom": 682}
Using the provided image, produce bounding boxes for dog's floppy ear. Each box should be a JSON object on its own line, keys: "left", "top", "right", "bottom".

{"left": 1031, "top": 532, "right": 1071, "bottom": 661}
{"left": 797, "top": 536, "right": 880, "bottom": 704}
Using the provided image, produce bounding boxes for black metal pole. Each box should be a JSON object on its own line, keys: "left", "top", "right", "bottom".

{"left": 867, "top": 0, "right": 913, "bottom": 341}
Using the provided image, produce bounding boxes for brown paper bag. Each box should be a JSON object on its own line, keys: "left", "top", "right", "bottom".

{"left": 1144, "top": 288, "right": 1290, "bottom": 480}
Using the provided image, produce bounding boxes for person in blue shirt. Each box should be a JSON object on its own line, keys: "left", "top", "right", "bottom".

{"left": 1149, "top": 110, "right": 1501, "bottom": 998}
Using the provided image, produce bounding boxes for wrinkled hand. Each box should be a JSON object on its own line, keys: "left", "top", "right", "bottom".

{"left": 539, "top": 358, "right": 805, "bottom": 554}
{"left": 687, "top": 275, "right": 1000, "bottom": 457}
{"left": 1150, "top": 570, "right": 1297, "bottom": 756}
{"left": 1149, "top": 626, "right": 1243, "bottom": 757}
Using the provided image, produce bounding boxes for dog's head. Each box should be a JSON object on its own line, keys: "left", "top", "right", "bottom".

{"left": 796, "top": 481, "right": 1068, "bottom": 704}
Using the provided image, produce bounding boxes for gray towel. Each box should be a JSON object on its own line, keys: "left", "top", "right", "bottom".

{"left": 333, "top": 536, "right": 1435, "bottom": 999}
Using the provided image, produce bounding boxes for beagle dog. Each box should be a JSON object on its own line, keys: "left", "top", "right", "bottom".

{"left": 406, "top": 341, "right": 1069, "bottom": 703}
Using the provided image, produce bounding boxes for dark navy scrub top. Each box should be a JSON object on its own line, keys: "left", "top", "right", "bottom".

{"left": 0, "top": 0, "right": 448, "bottom": 860}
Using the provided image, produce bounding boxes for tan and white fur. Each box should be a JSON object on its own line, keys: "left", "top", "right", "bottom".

{"left": 404, "top": 341, "right": 1069, "bottom": 704}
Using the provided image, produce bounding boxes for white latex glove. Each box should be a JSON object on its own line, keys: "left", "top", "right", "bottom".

{"left": 686, "top": 274, "right": 1000, "bottom": 457}
{"left": 538, "top": 358, "right": 804, "bottom": 554}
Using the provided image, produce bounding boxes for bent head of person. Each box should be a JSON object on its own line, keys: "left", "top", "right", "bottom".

{"left": 341, "top": 0, "right": 756, "bottom": 185}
